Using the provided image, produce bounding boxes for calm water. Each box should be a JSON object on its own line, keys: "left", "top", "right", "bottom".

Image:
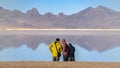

{"left": 0, "top": 30, "right": 120, "bottom": 61}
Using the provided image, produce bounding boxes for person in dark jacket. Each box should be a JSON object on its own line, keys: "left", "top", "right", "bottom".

{"left": 68, "top": 43, "right": 75, "bottom": 61}
{"left": 61, "top": 39, "right": 69, "bottom": 61}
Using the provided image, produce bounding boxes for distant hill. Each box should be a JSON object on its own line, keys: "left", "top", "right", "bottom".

{"left": 1, "top": 6, "right": 120, "bottom": 28}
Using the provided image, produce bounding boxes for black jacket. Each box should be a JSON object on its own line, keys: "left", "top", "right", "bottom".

{"left": 68, "top": 45, "right": 75, "bottom": 58}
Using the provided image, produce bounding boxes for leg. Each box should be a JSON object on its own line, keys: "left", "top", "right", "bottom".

{"left": 56, "top": 57, "right": 60, "bottom": 61}
{"left": 63, "top": 56, "right": 66, "bottom": 61}
{"left": 71, "top": 58, "right": 75, "bottom": 61}
{"left": 53, "top": 57, "right": 57, "bottom": 61}
{"left": 72, "top": 56, "right": 75, "bottom": 61}
{"left": 68, "top": 57, "right": 72, "bottom": 61}
{"left": 63, "top": 56, "right": 68, "bottom": 61}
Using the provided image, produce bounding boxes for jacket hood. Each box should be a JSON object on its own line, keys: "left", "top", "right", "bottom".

{"left": 61, "top": 39, "right": 66, "bottom": 47}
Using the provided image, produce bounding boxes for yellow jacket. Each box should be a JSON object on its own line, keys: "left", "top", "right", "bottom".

{"left": 48, "top": 41, "right": 63, "bottom": 57}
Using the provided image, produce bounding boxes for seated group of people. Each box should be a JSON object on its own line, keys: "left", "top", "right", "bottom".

{"left": 48, "top": 38, "right": 75, "bottom": 61}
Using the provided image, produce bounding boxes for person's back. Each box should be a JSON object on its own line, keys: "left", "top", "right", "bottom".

{"left": 68, "top": 43, "right": 75, "bottom": 61}
{"left": 48, "top": 38, "right": 63, "bottom": 61}
{"left": 61, "top": 39, "right": 69, "bottom": 61}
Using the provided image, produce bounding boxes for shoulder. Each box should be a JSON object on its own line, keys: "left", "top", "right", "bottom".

{"left": 57, "top": 42, "right": 61, "bottom": 45}
{"left": 49, "top": 42, "right": 55, "bottom": 46}
{"left": 66, "top": 44, "right": 69, "bottom": 46}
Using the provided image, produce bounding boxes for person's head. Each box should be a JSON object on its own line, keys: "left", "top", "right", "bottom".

{"left": 56, "top": 38, "right": 60, "bottom": 42}
{"left": 69, "top": 43, "right": 72, "bottom": 46}
{"left": 62, "top": 38, "right": 66, "bottom": 43}
{"left": 61, "top": 38, "right": 67, "bottom": 46}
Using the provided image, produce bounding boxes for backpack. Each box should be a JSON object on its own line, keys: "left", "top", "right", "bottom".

{"left": 54, "top": 42, "right": 61, "bottom": 57}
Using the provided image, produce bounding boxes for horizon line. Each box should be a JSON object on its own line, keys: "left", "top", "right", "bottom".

{"left": 1, "top": 28, "right": 120, "bottom": 31}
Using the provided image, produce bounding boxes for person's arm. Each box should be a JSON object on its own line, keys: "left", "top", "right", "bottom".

{"left": 48, "top": 43, "right": 53, "bottom": 53}
{"left": 59, "top": 43, "right": 63, "bottom": 53}
{"left": 73, "top": 47, "right": 75, "bottom": 52}
{"left": 62, "top": 45, "right": 65, "bottom": 52}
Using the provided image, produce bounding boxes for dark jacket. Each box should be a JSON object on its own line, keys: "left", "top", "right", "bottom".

{"left": 68, "top": 44, "right": 75, "bottom": 58}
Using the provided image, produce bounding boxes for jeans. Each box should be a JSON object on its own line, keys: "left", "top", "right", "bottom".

{"left": 63, "top": 55, "right": 68, "bottom": 61}
{"left": 68, "top": 57, "right": 75, "bottom": 61}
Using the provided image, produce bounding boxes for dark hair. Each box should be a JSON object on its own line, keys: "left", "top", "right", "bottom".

{"left": 69, "top": 43, "right": 72, "bottom": 46}
{"left": 56, "top": 38, "right": 60, "bottom": 41}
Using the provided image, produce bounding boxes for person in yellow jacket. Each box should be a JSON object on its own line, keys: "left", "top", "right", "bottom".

{"left": 48, "top": 38, "right": 63, "bottom": 61}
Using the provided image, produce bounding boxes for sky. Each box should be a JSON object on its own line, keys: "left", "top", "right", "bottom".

{"left": 0, "top": 0, "right": 120, "bottom": 15}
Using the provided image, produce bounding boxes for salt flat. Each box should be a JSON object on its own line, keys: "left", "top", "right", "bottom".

{"left": 0, "top": 62, "right": 120, "bottom": 68}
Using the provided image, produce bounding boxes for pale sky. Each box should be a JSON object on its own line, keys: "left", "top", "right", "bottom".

{"left": 0, "top": 0, "right": 120, "bottom": 15}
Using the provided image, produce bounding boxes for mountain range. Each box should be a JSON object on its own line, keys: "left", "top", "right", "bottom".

{"left": 1, "top": 5, "right": 120, "bottom": 28}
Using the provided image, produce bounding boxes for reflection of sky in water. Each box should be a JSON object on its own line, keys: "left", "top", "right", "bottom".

{"left": 0, "top": 43, "right": 120, "bottom": 62}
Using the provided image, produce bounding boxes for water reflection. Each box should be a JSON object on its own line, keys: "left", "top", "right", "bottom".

{"left": 0, "top": 30, "right": 120, "bottom": 51}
